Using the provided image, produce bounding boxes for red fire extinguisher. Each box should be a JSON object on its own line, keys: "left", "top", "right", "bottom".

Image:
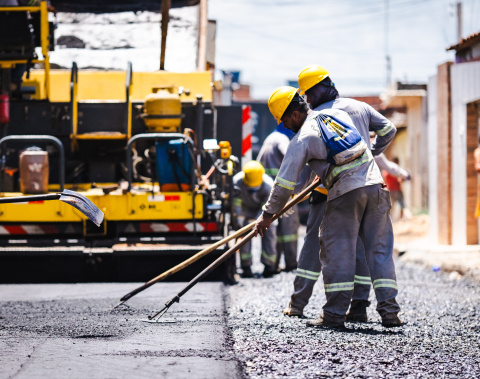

{"left": 0, "top": 94, "right": 9, "bottom": 124}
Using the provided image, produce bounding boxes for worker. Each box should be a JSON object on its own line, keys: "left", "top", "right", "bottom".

{"left": 383, "top": 157, "right": 409, "bottom": 219}
{"left": 283, "top": 65, "right": 399, "bottom": 322}
{"left": 255, "top": 86, "right": 402, "bottom": 328}
{"left": 257, "top": 122, "right": 299, "bottom": 272}
{"left": 233, "top": 160, "right": 278, "bottom": 278}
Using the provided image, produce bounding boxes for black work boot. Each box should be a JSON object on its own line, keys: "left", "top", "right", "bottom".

{"left": 381, "top": 313, "right": 404, "bottom": 328}
{"left": 346, "top": 300, "right": 370, "bottom": 322}
{"left": 241, "top": 266, "right": 253, "bottom": 278}
{"left": 306, "top": 314, "right": 345, "bottom": 329}
{"left": 262, "top": 266, "right": 279, "bottom": 278}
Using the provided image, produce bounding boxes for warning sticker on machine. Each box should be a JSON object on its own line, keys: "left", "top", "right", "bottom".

{"left": 147, "top": 195, "right": 181, "bottom": 202}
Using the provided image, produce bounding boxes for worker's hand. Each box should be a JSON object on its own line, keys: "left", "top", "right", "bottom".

{"left": 254, "top": 213, "right": 272, "bottom": 237}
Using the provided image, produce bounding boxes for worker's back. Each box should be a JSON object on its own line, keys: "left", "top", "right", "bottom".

{"left": 257, "top": 131, "right": 290, "bottom": 178}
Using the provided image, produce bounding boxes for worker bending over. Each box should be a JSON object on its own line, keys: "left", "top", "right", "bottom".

{"left": 255, "top": 86, "right": 402, "bottom": 328}
{"left": 257, "top": 122, "right": 299, "bottom": 272}
{"left": 233, "top": 161, "right": 278, "bottom": 278}
{"left": 284, "top": 65, "right": 399, "bottom": 322}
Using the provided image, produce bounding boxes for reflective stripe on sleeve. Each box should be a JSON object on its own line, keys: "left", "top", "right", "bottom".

{"left": 325, "top": 150, "right": 373, "bottom": 189}
{"left": 275, "top": 176, "right": 296, "bottom": 190}
{"left": 296, "top": 268, "right": 320, "bottom": 281}
{"left": 354, "top": 275, "right": 371, "bottom": 285}
{"left": 324, "top": 281, "right": 354, "bottom": 292}
{"left": 376, "top": 122, "right": 395, "bottom": 137}
{"left": 373, "top": 278, "right": 398, "bottom": 290}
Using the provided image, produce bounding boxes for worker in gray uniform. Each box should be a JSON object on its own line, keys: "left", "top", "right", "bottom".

{"left": 283, "top": 65, "right": 400, "bottom": 321}
{"left": 257, "top": 123, "right": 299, "bottom": 272}
{"left": 285, "top": 154, "right": 408, "bottom": 320}
{"left": 255, "top": 86, "right": 402, "bottom": 328}
{"left": 233, "top": 160, "right": 278, "bottom": 278}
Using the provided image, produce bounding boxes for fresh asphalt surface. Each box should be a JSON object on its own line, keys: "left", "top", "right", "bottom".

{"left": 1, "top": 256, "right": 479, "bottom": 378}
{"left": 0, "top": 283, "right": 241, "bottom": 379}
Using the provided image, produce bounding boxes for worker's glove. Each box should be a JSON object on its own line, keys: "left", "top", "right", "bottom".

{"left": 281, "top": 207, "right": 295, "bottom": 218}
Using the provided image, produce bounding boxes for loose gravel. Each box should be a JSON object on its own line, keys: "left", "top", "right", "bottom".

{"left": 226, "top": 260, "right": 480, "bottom": 378}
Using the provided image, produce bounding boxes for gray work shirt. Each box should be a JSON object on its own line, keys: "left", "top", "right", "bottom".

{"left": 263, "top": 109, "right": 384, "bottom": 215}
{"left": 257, "top": 131, "right": 290, "bottom": 178}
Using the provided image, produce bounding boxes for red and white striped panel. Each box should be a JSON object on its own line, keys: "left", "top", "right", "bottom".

{"left": 241, "top": 104, "right": 253, "bottom": 166}
{"left": 139, "top": 222, "right": 219, "bottom": 233}
{"left": 0, "top": 224, "right": 60, "bottom": 235}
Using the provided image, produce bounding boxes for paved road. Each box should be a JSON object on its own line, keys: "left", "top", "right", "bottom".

{"left": 0, "top": 282, "right": 241, "bottom": 379}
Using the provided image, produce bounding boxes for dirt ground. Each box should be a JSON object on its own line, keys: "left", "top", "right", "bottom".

{"left": 393, "top": 215, "right": 480, "bottom": 282}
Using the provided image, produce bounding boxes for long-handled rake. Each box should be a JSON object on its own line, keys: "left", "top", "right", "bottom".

{"left": 147, "top": 178, "right": 320, "bottom": 322}
{"left": 0, "top": 189, "right": 104, "bottom": 227}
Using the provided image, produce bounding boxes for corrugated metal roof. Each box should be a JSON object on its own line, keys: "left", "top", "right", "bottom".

{"left": 50, "top": 0, "right": 200, "bottom": 13}
{"left": 447, "top": 31, "right": 480, "bottom": 51}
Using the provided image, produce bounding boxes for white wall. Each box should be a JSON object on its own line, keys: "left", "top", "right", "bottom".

{"left": 428, "top": 75, "right": 438, "bottom": 243}
{"left": 451, "top": 61, "right": 480, "bottom": 244}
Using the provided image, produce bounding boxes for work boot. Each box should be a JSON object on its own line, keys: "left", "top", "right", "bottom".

{"left": 381, "top": 313, "right": 404, "bottom": 328}
{"left": 306, "top": 314, "right": 345, "bottom": 329}
{"left": 262, "top": 266, "right": 279, "bottom": 278}
{"left": 283, "top": 302, "right": 303, "bottom": 317}
{"left": 241, "top": 267, "right": 253, "bottom": 278}
{"left": 346, "top": 300, "right": 370, "bottom": 322}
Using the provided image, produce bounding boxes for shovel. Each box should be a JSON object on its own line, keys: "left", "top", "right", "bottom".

{"left": 0, "top": 189, "right": 105, "bottom": 227}
{"left": 147, "top": 178, "right": 320, "bottom": 321}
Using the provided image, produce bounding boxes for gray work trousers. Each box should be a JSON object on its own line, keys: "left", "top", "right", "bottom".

{"left": 320, "top": 184, "right": 400, "bottom": 322}
{"left": 239, "top": 211, "right": 277, "bottom": 269}
{"left": 290, "top": 199, "right": 371, "bottom": 311}
{"left": 276, "top": 206, "right": 299, "bottom": 271}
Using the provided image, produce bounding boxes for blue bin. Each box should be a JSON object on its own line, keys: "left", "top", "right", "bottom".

{"left": 156, "top": 139, "right": 192, "bottom": 192}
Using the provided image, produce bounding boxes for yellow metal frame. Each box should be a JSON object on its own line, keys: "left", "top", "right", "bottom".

{"left": 0, "top": 190, "right": 204, "bottom": 223}
{"left": 0, "top": 1, "right": 51, "bottom": 99}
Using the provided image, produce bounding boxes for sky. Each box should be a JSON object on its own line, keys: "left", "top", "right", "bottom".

{"left": 208, "top": 0, "right": 480, "bottom": 99}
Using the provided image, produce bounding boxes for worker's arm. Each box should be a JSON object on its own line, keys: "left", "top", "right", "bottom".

{"left": 367, "top": 105, "right": 396, "bottom": 156}
{"left": 255, "top": 140, "right": 309, "bottom": 236}
{"left": 374, "top": 154, "right": 409, "bottom": 180}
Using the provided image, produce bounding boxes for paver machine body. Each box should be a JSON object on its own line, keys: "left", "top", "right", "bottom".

{"left": 0, "top": 0, "right": 243, "bottom": 283}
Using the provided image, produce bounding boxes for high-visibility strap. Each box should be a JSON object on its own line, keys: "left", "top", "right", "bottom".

{"left": 373, "top": 278, "right": 398, "bottom": 290}
{"left": 296, "top": 268, "right": 320, "bottom": 281}
{"left": 240, "top": 252, "right": 252, "bottom": 260}
{"left": 265, "top": 168, "right": 279, "bottom": 177}
{"left": 354, "top": 275, "right": 371, "bottom": 285}
{"left": 275, "top": 176, "right": 296, "bottom": 190}
{"left": 314, "top": 187, "right": 329, "bottom": 195}
{"left": 234, "top": 198, "right": 242, "bottom": 206}
{"left": 277, "top": 234, "right": 298, "bottom": 243}
{"left": 376, "top": 122, "right": 395, "bottom": 137}
{"left": 325, "top": 149, "right": 373, "bottom": 189}
{"left": 324, "top": 281, "right": 354, "bottom": 293}
{"left": 261, "top": 250, "right": 277, "bottom": 264}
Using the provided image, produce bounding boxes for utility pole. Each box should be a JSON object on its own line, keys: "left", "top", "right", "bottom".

{"left": 456, "top": 2, "right": 462, "bottom": 42}
{"left": 385, "top": 0, "right": 391, "bottom": 87}
{"left": 160, "top": 0, "right": 171, "bottom": 70}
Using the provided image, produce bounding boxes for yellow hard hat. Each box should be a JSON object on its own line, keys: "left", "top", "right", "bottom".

{"left": 268, "top": 86, "right": 299, "bottom": 124}
{"left": 298, "top": 65, "right": 330, "bottom": 95}
{"left": 243, "top": 160, "right": 265, "bottom": 188}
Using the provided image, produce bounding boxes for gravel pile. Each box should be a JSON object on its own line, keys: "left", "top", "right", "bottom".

{"left": 226, "top": 260, "right": 480, "bottom": 378}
